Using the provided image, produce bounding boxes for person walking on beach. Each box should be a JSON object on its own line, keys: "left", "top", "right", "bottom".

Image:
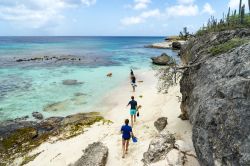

{"left": 130, "top": 69, "right": 137, "bottom": 92}
{"left": 121, "top": 119, "right": 134, "bottom": 158}
{"left": 131, "top": 74, "right": 137, "bottom": 92}
{"left": 130, "top": 69, "right": 134, "bottom": 77}
{"left": 127, "top": 96, "right": 137, "bottom": 127}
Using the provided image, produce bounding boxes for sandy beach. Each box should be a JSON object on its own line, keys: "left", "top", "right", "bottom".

{"left": 16, "top": 69, "right": 196, "bottom": 166}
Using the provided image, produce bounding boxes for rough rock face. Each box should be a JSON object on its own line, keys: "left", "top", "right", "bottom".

{"left": 151, "top": 53, "right": 173, "bottom": 65}
{"left": 142, "top": 130, "right": 175, "bottom": 164}
{"left": 142, "top": 129, "right": 198, "bottom": 166}
{"left": 180, "top": 29, "right": 250, "bottom": 165}
{"left": 154, "top": 117, "right": 168, "bottom": 132}
{"left": 74, "top": 142, "right": 108, "bottom": 166}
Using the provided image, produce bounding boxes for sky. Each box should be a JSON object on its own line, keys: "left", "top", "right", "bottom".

{"left": 0, "top": 0, "right": 249, "bottom": 36}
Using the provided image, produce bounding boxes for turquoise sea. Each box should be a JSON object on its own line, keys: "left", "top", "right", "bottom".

{"left": 0, "top": 37, "right": 178, "bottom": 121}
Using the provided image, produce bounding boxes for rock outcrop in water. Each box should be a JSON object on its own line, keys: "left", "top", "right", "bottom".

{"left": 151, "top": 53, "right": 174, "bottom": 65}
{"left": 179, "top": 28, "right": 250, "bottom": 165}
{"left": 172, "top": 41, "right": 182, "bottom": 50}
{"left": 62, "top": 79, "right": 84, "bottom": 85}
{"left": 32, "top": 112, "right": 44, "bottom": 120}
{"left": 16, "top": 55, "right": 82, "bottom": 62}
{"left": 0, "top": 112, "right": 103, "bottom": 165}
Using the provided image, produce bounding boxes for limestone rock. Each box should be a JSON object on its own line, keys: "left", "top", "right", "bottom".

{"left": 142, "top": 129, "right": 175, "bottom": 165}
{"left": 166, "top": 149, "right": 184, "bottom": 166}
{"left": 74, "top": 142, "right": 108, "bottom": 166}
{"left": 151, "top": 53, "right": 173, "bottom": 65}
{"left": 172, "top": 41, "right": 182, "bottom": 50}
{"left": 180, "top": 29, "right": 250, "bottom": 165}
{"left": 154, "top": 117, "right": 168, "bottom": 132}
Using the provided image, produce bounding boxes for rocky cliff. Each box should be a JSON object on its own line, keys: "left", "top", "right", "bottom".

{"left": 179, "top": 28, "right": 250, "bottom": 165}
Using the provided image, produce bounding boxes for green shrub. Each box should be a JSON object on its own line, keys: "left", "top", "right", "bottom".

{"left": 210, "top": 38, "right": 249, "bottom": 56}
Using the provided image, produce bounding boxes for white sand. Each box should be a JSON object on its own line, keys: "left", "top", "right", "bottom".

{"left": 20, "top": 69, "right": 195, "bottom": 166}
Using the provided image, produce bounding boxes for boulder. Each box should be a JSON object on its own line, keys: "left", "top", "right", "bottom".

{"left": 151, "top": 53, "right": 173, "bottom": 65}
{"left": 74, "top": 142, "right": 108, "bottom": 166}
{"left": 142, "top": 130, "right": 175, "bottom": 165}
{"left": 32, "top": 112, "right": 44, "bottom": 120}
{"left": 172, "top": 41, "right": 182, "bottom": 50}
{"left": 154, "top": 117, "right": 168, "bottom": 132}
{"left": 165, "top": 149, "right": 184, "bottom": 166}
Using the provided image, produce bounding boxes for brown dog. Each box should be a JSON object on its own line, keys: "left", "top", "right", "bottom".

{"left": 106, "top": 73, "right": 112, "bottom": 77}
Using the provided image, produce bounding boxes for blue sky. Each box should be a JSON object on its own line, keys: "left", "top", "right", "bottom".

{"left": 0, "top": 0, "right": 248, "bottom": 36}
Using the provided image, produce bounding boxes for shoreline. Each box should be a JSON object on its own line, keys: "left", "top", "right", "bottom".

{"left": 146, "top": 40, "right": 187, "bottom": 49}
{"left": 15, "top": 68, "right": 197, "bottom": 166}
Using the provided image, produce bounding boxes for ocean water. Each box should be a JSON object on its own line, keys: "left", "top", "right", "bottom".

{"left": 0, "top": 36, "right": 178, "bottom": 121}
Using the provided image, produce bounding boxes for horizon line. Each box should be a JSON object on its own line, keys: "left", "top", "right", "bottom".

{"left": 0, "top": 35, "right": 171, "bottom": 37}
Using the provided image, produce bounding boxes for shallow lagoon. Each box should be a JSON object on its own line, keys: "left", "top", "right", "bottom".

{"left": 0, "top": 37, "right": 178, "bottom": 121}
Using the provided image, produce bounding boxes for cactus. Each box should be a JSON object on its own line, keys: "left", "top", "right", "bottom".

{"left": 248, "top": 0, "right": 250, "bottom": 13}
{"left": 227, "top": 7, "right": 231, "bottom": 25}
{"left": 240, "top": 4, "right": 245, "bottom": 24}
{"left": 239, "top": 0, "right": 242, "bottom": 14}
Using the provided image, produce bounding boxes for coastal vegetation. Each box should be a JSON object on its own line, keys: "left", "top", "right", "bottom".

{"left": 179, "top": 27, "right": 192, "bottom": 40}
{"left": 197, "top": 0, "right": 250, "bottom": 36}
{"left": 209, "top": 37, "right": 249, "bottom": 56}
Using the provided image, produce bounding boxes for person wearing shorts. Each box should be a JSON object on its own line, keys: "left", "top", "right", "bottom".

{"left": 127, "top": 96, "right": 137, "bottom": 127}
{"left": 131, "top": 75, "right": 137, "bottom": 92}
{"left": 121, "top": 119, "right": 133, "bottom": 158}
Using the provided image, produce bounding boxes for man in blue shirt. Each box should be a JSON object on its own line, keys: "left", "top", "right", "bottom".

{"left": 127, "top": 96, "right": 137, "bottom": 127}
{"left": 121, "top": 119, "right": 133, "bottom": 158}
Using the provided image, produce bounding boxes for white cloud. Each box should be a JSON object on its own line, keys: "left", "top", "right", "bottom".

{"left": 177, "top": 0, "right": 195, "bottom": 4}
{"left": 202, "top": 3, "right": 215, "bottom": 15}
{"left": 228, "top": 0, "right": 248, "bottom": 10}
{"left": 81, "top": 0, "right": 96, "bottom": 7}
{"left": 0, "top": 0, "right": 96, "bottom": 28}
{"left": 128, "top": 0, "right": 151, "bottom": 10}
{"left": 140, "top": 9, "right": 160, "bottom": 18}
{"left": 121, "top": 17, "right": 143, "bottom": 25}
{"left": 121, "top": 9, "right": 160, "bottom": 26}
{"left": 166, "top": 4, "right": 199, "bottom": 17}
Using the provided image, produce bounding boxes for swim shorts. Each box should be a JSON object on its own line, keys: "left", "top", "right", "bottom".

{"left": 130, "top": 109, "right": 136, "bottom": 115}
